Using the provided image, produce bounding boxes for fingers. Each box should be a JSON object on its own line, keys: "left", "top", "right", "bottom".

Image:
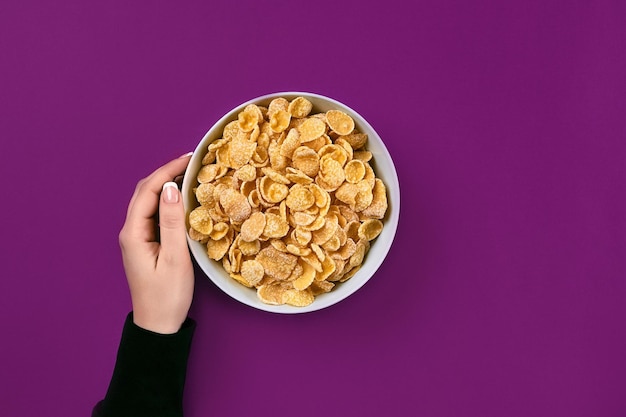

{"left": 157, "top": 182, "right": 189, "bottom": 264}
{"left": 122, "top": 154, "right": 192, "bottom": 243}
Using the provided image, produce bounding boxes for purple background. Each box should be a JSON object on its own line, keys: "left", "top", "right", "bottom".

{"left": 1, "top": 1, "right": 624, "bottom": 416}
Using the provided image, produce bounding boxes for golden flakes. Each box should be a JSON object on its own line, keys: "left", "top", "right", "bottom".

{"left": 188, "top": 96, "right": 389, "bottom": 306}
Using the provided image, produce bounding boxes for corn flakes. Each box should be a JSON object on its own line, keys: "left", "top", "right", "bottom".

{"left": 188, "top": 96, "right": 389, "bottom": 307}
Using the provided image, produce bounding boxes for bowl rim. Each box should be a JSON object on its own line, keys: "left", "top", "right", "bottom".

{"left": 182, "top": 91, "right": 400, "bottom": 314}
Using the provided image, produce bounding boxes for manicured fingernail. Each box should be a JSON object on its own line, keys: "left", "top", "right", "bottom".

{"left": 178, "top": 152, "right": 193, "bottom": 158}
{"left": 162, "top": 182, "right": 179, "bottom": 203}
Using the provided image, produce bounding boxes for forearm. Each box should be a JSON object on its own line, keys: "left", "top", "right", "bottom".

{"left": 93, "top": 313, "right": 195, "bottom": 417}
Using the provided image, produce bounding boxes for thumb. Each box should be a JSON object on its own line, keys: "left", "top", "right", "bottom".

{"left": 158, "top": 182, "right": 189, "bottom": 262}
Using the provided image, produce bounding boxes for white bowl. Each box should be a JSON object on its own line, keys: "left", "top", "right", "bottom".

{"left": 182, "top": 92, "right": 400, "bottom": 313}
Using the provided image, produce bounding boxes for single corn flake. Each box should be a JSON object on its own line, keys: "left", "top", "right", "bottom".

{"left": 209, "top": 222, "right": 230, "bottom": 240}
{"left": 215, "top": 143, "right": 232, "bottom": 168}
{"left": 286, "top": 184, "right": 315, "bottom": 211}
{"left": 263, "top": 213, "right": 289, "bottom": 239}
{"left": 326, "top": 110, "right": 355, "bottom": 135}
{"left": 291, "top": 147, "right": 320, "bottom": 177}
{"left": 202, "top": 150, "right": 216, "bottom": 165}
{"left": 292, "top": 260, "right": 316, "bottom": 290}
{"left": 250, "top": 124, "right": 261, "bottom": 142}
{"left": 297, "top": 118, "right": 326, "bottom": 142}
{"left": 283, "top": 288, "right": 314, "bottom": 307}
{"left": 240, "top": 212, "right": 266, "bottom": 242}
{"left": 260, "top": 176, "right": 289, "bottom": 204}
{"left": 344, "top": 220, "right": 361, "bottom": 241}
{"left": 256, "top": 246, "right": 297, "bottom": 280}
{"left": 270, "top": 110, "right": 291, "bottom": 133}
{"left": 318, "top": 157, "right": 345, "bottom": 190}
{"left": 267, "top": 97, "right": 289, "bottom": 118}
{"left": 285, "top": 167, "right": 313, "bottom": 185}
{"left": 288, "top": 96, "right": 313, "bottom": 118}
{"left": 335, "top": 182, "right": 359, "bottom": 207}
{"left": 195, "top": 183, "right": 216, "bottom": 207}
{"left": 238, "top": 104, "right": 261, "bottom": 132}
{"left": 257, "top": 282, "right": 289, "bottom": 305}
{"left": 229, "top": 138, "right": 257, "bottom": 169}
{"left": 280, "top": 128, "right": 301, "bottom": 158}
{"left": 222, "top": 122, "right": 241, "bottom": 142}
{"left": 327, "top": 257, "right": 346, "bottom": 282}
{"left": 301, "top": 214, "right": 326, "bottom": 232}
{"left": 268, "top": 140, "right": 288, "bottom": 170}
{"left": 293, "top": 211, "right": 316, "bottom": 227}
{"left": 319, "top": 144, "right": 349, "bottom": 167}
{"left": 344, "top": 159, "right": 366, "bottom": 184}
{"left": 241, "top": 260, "right": 265, "bottom": 287}
{"left": 339, "top": 132, "right": 367, "bottom": 150}
{"left": 239, "top": 238, "right": 261, "bottom": 256}
{"left": 229, "top": 246, "right": 243, "bottom": 273}
{"left": 363, "top": 162, "right": 376, "bottom": 188}
{"left": 189, "top": 207, "right": 214, "bottom": 235}
{"left": 358, "top": 219, "right": 384, "bottom": 241}
{"left": 220, "top": 189, "right": 252, "bottom": 223}
{"left": 270, "top": 239, "right": 287, "bottom": 252}
{"left": 197, "top": 164, "right": 220, "bottom": 183}
{"left": 207, "top": 236, "right": 231, "bottom": 260}
{"left": 354, "top": 180, "right": 374, "bottom": 212}
{"left": 310, "top": 243, "right": 325, "bottom": 262}
{"left": 235, "top": 164, "right": 257, "bottom": 182}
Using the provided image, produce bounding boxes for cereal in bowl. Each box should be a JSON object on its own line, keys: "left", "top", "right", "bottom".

{"left": 188, "top": 96, "right": 388, "bottom": 307}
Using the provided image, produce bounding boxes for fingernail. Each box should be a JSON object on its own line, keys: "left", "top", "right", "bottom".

{"left": 162, "top": 182, "right": 180, "bottom": 204}
{"left": 178, "top": 151, "right": 193, "bottom": 158}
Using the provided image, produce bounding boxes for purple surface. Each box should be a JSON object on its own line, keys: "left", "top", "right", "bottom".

{"left": 1, "top": 1, "right": 624, "bottom": 416}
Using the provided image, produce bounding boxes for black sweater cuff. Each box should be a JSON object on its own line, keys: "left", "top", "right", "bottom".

{"left": 93, "top": 313, "right": 195, "bottom": 417}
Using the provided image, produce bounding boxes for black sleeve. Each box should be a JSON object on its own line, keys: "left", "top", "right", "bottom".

{"left": 92, "top": 312, "right": 196, "bottom": 417}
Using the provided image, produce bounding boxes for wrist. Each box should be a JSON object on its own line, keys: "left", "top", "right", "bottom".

{"left": 132, "top": 312, "right": 184, "bottom": 334}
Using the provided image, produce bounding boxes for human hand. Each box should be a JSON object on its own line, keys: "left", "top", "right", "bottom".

{"left": 118, "top": 153, "right": 194, "bottom": 334}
